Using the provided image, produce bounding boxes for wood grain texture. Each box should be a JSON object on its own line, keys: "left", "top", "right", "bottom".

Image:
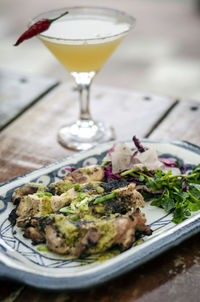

{"left": 0, "top": 282, "right": 24, "bottom": 302}
{"left": 0, "top": 84, "right": 175, "bottom": 183}
{"left": 0, "top": 70, "right": 58, "bottom": 130}
{"left": 149, "top": 100, "right": 200, "bottom": 145}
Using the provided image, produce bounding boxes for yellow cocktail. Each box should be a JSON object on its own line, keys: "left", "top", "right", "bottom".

{"left": 34, "top": 7, "right": 135, "bottom": 150}
{"left": 40, "top": 17, "right": 128, "bottom": 73}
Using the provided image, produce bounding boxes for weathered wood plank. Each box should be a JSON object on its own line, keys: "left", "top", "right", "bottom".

{"left": 91, "top": 86, "right": 176, "bottom": 140}
{"left": 149, "top": 100, "right": 200, "bottom": 145}
{"left": 0, "top": 282, "right": 23, "bottom": 302}
{"left": 0, "top": 70, "right": 58, "bottom": 130}
{"left": 0, "top": 84, "right": 175, "bottom": 182}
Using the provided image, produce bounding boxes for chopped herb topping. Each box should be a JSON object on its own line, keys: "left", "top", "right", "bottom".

{"left": 37, "top": 245, "right": 48, "bottom": 252}
{"left": 59, "top": 207, "right": 75, "bottom": 215}
{"left": 70, "top": 215, "right": 80, "bottom": 221}
{"left": 73, "top": 184, "right": 81, "bottom": 191}
{"left": 37, "top": 193, "right": 44, "bottom": 198}
{"left": 44, "top": 192, "right": 53, "bottom": 197}
{"left": 77, "top": 192, "right": 88, "bottom": 202}
{"left": 93, "top": 192, "right": 117, "bottom": 205}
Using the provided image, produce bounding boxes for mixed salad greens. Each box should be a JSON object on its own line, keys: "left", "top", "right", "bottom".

{"left": 103, "top": 136, "right": 200, "bottom": 224}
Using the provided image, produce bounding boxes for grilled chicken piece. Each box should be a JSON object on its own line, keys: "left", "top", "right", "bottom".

{"left": 116, "top": 184, "right": 145, "bottom": 208}
{"left": 15, "top": 182, "right": 145, "bottom": 227}
{"left": 64, "top": 165, "right": 104, "bottom": 184}
{"left": 43, "top": 210, "right": 151, "bottom": 257}
{"left": 22, "top": 217, "right": 49, "bottom": 244}
{"left": 90, "top": 184, "right": 145, "bottom": 216}
{"left": 10, "top": 164, "right": 151, "bottom": 258}
{"left": 52, "top": 180, "right": 73, "bottom": 195}
{"left": 54, "top": 178, "right": 127, "bottom": 197}
{"left": 16, "top": 194, "right": 72, "bottom": 227}
{"left": 12, "top": 185, "right": 38, "bottom": 204}
{"left": 24, "top": 227, "right": 45, "bottom": 244}
{"left": 100, "top": 179, "right": 128, "bottom": 193}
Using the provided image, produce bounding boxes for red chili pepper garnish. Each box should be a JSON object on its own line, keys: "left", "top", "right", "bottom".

{"left": 14, "top": 11, "right": 68, "bottom": 46}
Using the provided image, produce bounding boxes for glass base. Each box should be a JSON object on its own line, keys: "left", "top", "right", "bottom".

{"left": 58, "top": 120, "right": 115, "bottom": 151}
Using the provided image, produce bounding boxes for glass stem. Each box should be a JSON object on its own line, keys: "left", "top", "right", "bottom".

{"left": 78, "top": 84, "right": 92, "bottom": 121}
{"left": 72, "top": 71, "right": 96, "bottom": 122}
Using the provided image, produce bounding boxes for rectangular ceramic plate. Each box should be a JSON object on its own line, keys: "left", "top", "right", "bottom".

{"left": 1, "top": 139, "right": 200, "bottom": 290}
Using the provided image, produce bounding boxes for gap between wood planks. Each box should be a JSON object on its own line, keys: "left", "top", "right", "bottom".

{"left": 145, "top": 100, "right": 179, "bottom": 138}
{"left": 0, "top": 286, "right": 24, "bottom": 302}
{"left": 0, "top": 83, "right": 59, "bottom": 133}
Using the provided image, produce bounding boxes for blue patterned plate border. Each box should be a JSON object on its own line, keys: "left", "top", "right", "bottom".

{"left": 0, "top": 139, "right": 200, "bottom": 290}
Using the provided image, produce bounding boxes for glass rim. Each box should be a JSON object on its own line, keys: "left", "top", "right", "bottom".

{"left": 30, "top": 6, "right": 136, "bottom": 42}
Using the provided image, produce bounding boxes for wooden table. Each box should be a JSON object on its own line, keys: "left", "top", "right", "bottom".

{"left": 0, "top": 75, "right": 200, "bottom": 302}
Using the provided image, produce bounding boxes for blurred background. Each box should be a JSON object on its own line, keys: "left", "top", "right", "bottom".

{"left": 1, "top": 0, "right": 200, "bottom": 101}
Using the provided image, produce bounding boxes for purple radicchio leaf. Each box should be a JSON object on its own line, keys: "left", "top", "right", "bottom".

{"left": 159, "top": 158, "right": 178, "bottom": 167}
{"left": 108, "top": 143, "right": 116, "bottom": 156}
{"left": 182, "top": 178, "right": 187, "bottom": 192}
{"left": 136, "top": 185, "right": 164, "bottom": 194}
{"left": 65, "top": 167, "right": 76, "bottom": 172}
{"left": 131, "top": 150, "right": 138, "bottom": 160}
{"left": 132, "top": 135, "right": 148, "bottom": 153}
{"left": 104, "top": 163, "right": 121, "bottom": 180}
{"left": 181, "top": 165, "right": 187, "bottom": 174}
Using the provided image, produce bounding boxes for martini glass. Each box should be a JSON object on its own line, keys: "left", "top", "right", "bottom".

{"left": 34, "top": 7, "right": 135, "bottom": 150}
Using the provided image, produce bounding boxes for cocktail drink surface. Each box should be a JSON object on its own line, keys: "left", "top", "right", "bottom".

{"left": 34, "top": 7, "right": 135, "bottom": 150}
{"left": 40, "top": 17, "right": 130, "bottom": 73}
